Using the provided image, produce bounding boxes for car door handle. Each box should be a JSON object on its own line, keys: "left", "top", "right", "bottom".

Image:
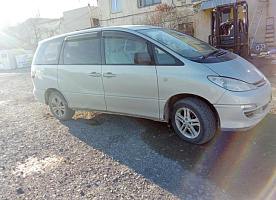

{"left": 103, "top": 72, "right": 116, "bottom": 78}
{"left": 89, "top": 72, "right": 101, "bottom": 77}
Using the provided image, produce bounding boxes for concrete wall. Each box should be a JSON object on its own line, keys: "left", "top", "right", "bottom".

{"left": 98, "top": 0, "right": 194, "bottom": 27}
{"left": 62, "top": 6, "right": 99, "bottom": 33}
{"left": 248, "top": 0, "right": 275, "bottom": 46}
{"left": 193, "top": 4, "right": 212, "bottom": 42}
{"left": 0, "top": 50, "right": 17, "bottom": 69}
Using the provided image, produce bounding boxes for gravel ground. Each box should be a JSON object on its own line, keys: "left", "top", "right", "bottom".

{"left": 0, "top": 65, "right": 275, "bottom": 200}
{"left": 0, "top": 68, "right": 232, "bottom": 200}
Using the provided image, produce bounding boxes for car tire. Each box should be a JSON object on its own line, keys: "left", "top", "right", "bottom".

{"left": 49, "top": 91, "right": 75, "bottom": 121}
{"left": 171, "top": 97, "right": 217, "bottom": 144}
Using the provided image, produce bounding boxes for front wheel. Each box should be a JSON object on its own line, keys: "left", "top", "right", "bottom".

{"left": 49, "top": 91, "right": 75, "bottom": 121}
{"left": 171, "top": 97, "right": 217, "bottom": 144}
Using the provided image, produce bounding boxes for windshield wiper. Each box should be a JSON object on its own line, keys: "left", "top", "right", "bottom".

{"left": 203, "top": 50, "right": 220, "bottom": 58}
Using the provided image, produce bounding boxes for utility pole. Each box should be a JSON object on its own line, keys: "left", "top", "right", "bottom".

{"left": 88, "top": 3, "right": 95, "bottom": 27}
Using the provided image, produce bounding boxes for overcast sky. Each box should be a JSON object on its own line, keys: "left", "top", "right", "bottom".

{"left": 0, "top": 0, "right": 97, "bottom": 28}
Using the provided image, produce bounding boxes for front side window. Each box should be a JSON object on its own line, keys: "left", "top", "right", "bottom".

{"left": 63, "top": 36, "right": 100, "bottom": 65}
{"left": 139, "top": 28, "right": 217, "bottom": 61}
{"left": 103, "top": 31, "right": 150, "bottom": 65}
{"left": 33, "top": 37, "right": 64, "bottom": 65}
{"left": 111, "top": 0, "right": 122, "bottom": 13}
{"left": 154, "top": 46, "right": 182, "bottom": 65}
{"left": 138, "top": 0, "right": 161, "bottom": 8}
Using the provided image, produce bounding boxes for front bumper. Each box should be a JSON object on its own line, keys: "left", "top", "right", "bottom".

{"left": 214, "top": 81, "right": 271, "bottom": 131}
{"left": 215, "top": 102, "right": 271, "bottom": 131}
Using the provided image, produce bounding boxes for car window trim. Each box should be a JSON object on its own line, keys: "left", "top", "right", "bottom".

{"left": 65, "top": 32, "right": 100, "bottom": 41}
{"left": 102, "top": 30, "right": 155, "bottom": 66}
{"left": 151, "top": 44, "right": 184, "bottom": 66}
{"left": 59, "top": 31, "right": 102, "bottom": 65}
{"left": 34, "top": 36, "right": 65, "bottom": 65}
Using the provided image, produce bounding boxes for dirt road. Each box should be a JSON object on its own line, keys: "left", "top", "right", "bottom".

{"left": 0, "top": 65, "right": 275, "bottom": 200}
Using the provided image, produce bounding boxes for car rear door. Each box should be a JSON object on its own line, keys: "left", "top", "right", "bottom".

{"left": 58, "top": 31, "right": 106, "bottom": 111}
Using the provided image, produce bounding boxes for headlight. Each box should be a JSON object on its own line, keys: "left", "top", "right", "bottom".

{"left": 208, "top": 76, "right": 257, "bottom": 92}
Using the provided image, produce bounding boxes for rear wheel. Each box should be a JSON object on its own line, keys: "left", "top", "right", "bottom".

{"left": 171, "top": 97, "right": 217, "bottom": 144}
{"left": 49, "top": 91, "right": 75, "bottom": 120}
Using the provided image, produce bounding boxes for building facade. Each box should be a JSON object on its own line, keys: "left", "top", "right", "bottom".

{"left": 97, "top": 0, "right": 275, "bottom": 49}
{"left": 61, "top": 6, "right": 99, "bottom": 33}
{"left": 194, "top": 0, "right": 275, "bottom": 47}
{"left": 98, "top": 0, "right": 195, "bottom": 32}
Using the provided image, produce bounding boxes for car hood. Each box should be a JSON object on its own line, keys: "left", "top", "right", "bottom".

{"left": 203, "top": 55, "right": 264, "bottom": 83}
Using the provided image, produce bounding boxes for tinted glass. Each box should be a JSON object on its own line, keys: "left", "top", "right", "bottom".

{"left": 33, "top": 37, "right": 64, "bottom": 65}
{"left": 63, "top": 37, "right": 100, "bottom": 65}
{"left": 139, "top": 28, "right": 217, "bottom": 60}
{"left": 104, "top": 31, "right": 149, "bottom": 65}
{"left": 154, "top": 46, "right": 181, "bottom": 65}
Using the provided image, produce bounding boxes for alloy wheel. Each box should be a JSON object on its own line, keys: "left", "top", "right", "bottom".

{"left": 51, "top": 97, "right": 66, "bottom": 117}
{"left": 175, "top": 107, "right": 200, "bottom": 139}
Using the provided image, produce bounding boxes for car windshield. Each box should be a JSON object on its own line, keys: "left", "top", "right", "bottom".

{"left": 138, "top": 28, "right": 217, "bottom": 60}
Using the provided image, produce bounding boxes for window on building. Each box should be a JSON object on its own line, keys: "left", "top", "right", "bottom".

{"left": 63, "top": 37, "right": 101, "bottom": 65}
{"left": 138, "top": 0, "right": 161, "bottom": 8}
{"left": 111, "top": 0, "right": 122, "bottom": 13}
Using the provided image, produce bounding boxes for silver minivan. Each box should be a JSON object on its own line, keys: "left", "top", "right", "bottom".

{"left": 31, "top": 26, "right": 271, "bottom": 144}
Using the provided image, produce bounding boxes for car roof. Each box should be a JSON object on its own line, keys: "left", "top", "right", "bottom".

{"left": 38, "top": 25, "right": 161, "bottom": 44}
{"left": 103, "top": 25, "right": 159, "bottom": 30}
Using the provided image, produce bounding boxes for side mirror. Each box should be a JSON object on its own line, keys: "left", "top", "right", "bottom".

{"left": 134, "top": 52, "right": 152, "bottom": 65}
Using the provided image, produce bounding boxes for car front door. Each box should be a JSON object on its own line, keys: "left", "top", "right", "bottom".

{"left": 102, "top": 31, "right": 159, "bottom": 119}
{"left": 58, "top": 32, "right": 106, "bottom": 111}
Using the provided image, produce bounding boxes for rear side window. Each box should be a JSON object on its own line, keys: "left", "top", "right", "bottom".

{"left": 33, "top": 37, "right": 64, "bottom": 65}
{"left": 63, "top": 37, "right": 101, "bottom": 65}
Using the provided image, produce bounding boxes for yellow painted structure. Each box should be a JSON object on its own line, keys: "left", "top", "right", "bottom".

{"left": 194, "top": 0, "right": 275, "bottom": 47}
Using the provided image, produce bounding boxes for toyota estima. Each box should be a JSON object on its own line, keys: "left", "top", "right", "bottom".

{"left": 31, "top": 26, "right": 271, "bottom": 144}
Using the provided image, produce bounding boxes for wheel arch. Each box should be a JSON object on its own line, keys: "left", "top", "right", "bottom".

{"left": 163, "top": 93, "right": 220, "bottom": 127}
{"left": 44, "top": 88, "right": 63, "bottom": 105}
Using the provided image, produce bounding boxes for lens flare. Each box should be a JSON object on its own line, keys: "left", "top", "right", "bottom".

{"left": 258, "top": 168, "right": 276, "bottom": 200}
{"left": 192, "top": 125, "right": 275, "bottom": 199}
